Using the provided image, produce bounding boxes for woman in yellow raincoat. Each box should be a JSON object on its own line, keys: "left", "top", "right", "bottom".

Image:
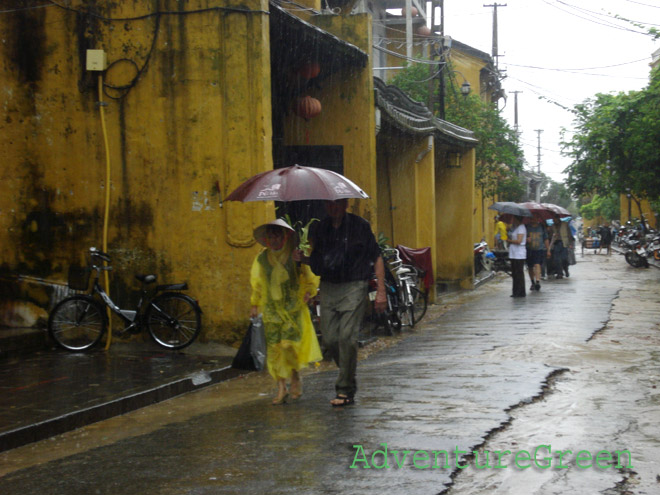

{"left": 250, "top": 219, "right": 322, "bottom": 405}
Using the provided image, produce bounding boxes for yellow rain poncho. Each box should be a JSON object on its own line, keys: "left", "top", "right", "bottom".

{"left": 250, "top": 239, "right": 322, "bottom": 380}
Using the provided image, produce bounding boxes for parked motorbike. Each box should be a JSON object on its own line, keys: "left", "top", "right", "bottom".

{"left": 645, "top": 234, "right": 660, "bottom": 261}
{"left": 474, "top": 240, "right": 495, "bottom": 275}
{"left": 624, "top": 239, "right": 650, "bottom": 268}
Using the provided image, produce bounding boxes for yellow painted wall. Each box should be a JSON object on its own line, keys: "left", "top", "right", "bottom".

{"left": 435, "top": 148, "right": 476, "bottom": 289}
{"left": 375, "top": 132, "right": 437, "bottom": 300}
{"left": 446, "top": 51, "right": 497, "bottom": 248}
{"left": 0, "top": 1, "right": 278, "bottom": 342}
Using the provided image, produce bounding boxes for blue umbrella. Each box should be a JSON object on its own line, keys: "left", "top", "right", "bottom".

{"left": 488, "top": 202, "right": 533, "bottom": 217}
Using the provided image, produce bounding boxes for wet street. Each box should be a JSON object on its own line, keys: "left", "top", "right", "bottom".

{"left": 1, "top": 251, "right": 659, "bottom": 494}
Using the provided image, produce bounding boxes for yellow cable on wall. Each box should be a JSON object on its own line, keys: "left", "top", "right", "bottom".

{"left": 98, "top": 73, "right": 114, "bottom": 350}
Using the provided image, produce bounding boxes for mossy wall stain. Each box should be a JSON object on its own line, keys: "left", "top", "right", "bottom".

{"left": 0, "top": 1, "right": 277, "bottom": 342}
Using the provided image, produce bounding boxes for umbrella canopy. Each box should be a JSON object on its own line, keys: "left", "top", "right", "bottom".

{"left": 541, "top": 203, "right": 571, "bottom": 218}
{"left": 488, "top": 202, "right": 533, "bottom": 217}
{"left": 519, "top": 202, "right": 555, "bottom": 221}
{"left": 225, "top": 165, "right": 369, "bottom": 202}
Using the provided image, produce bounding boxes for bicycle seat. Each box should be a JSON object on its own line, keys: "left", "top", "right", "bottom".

{"left": 135, "top": 274, "right": 157, "bottom": 284}
{"left": 395, "top": 266, "right": 411, "bottom": 275}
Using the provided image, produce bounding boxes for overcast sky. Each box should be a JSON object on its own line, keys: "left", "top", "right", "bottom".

{"left": 438, "top": 0, "right": 659, "bottom": 184}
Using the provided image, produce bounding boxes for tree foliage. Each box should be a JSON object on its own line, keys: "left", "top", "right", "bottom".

{"left": 562, "top": 67, "right": 660, "bottom": 212}
{"left": 579, "top": 193, "right": 620, "bottom": 222}
{"left": 389, "top": 62, "right": 525, "bottom": 199}
{"left": 540, "top": 180, "right": 573, "bottom": 208}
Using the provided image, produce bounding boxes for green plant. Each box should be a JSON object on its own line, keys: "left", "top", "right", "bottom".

{"left": 377, "top": 232, "right": 390, "bottom": 250}
{"left": 282, "top": 214, "right": 318, "bottom": 256}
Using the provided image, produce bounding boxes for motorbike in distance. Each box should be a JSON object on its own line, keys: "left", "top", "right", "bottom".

{"left": 624, "top": 238, "right": 650, "bottom": 268}
{"left": 474, "top": 240, "right": 495, "bottom": 275}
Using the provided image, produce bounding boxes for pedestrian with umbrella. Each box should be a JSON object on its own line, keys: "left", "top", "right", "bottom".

{"left": 488, "top": 203, "right": 532, "bottom": 298}
{"left": 227, "top": 165, "right": 386, "bottom": 407}
{"left": 508, "top": 215, "right": 528, "bottom": 298}
{"left": 294, "top": 198, "right": 387, "bottom": 406}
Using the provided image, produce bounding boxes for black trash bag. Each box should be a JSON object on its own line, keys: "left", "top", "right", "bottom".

{"left": 249, "top": 315, "right": 266, "bottom": 371}
{"left": 232, "top": 315, "right": 266, "bottom": 371}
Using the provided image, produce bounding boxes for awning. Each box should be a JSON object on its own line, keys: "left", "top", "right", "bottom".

{"left": 374, "top": 77, "right": 478, "bottom": 148}
{"left": 269, "top": 2, "right": 368, "bottom": 77}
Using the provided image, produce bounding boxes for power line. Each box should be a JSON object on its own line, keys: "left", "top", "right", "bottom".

{"left": 555, "top": 0, "right": 660, "bottom": 27}
{"left": 540, "top": 0, "right": 653, "bottom": 36}
{"left": 506, "top": 57, "right": 651, "bottom": 72}
{"left": 623, "top": 0, "right": 660, "bottom": 9}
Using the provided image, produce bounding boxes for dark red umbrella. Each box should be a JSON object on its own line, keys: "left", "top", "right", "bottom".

{"left": 541, "top": 203, "right": 571, "bottom": 218}
{"left": 519, "top": 202, "right": 555, "bottom": 221}
{"left": 225, "top": 165, "right": 369, "bottom": 202}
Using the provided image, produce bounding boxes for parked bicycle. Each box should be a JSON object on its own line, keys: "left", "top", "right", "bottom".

{"left": 382, "top": 248, "right": 427, "bottom": 328}
{"left": 48, "top": 247, "right": 203, "bottom": 351}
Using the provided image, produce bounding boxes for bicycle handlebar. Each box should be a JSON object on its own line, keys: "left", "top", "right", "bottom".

{"left": 89, "top": 247, "right": 111, "bottom": 263}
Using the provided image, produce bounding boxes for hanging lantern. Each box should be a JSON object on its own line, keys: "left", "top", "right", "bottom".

{"left": 297, "top": 62, "right": 321, "bottom": 80}
{"left": 416, "top": 25, "right": 432, "bottom": 36}
{"left": 294, "top": 96, "right": 322, "bottom": 120}
{"left": 403, "top": 6, "right": 418, "bottom": 16}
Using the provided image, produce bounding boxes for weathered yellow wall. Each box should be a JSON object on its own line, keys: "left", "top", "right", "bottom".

{"left": 435, "top": 148, "right": 476, "bottom": 289}
{"left": 0, "top": 1, "right": 274, "bottom": 343}
{"left": 447, "top": 51, "right": 496, "bottom": 248}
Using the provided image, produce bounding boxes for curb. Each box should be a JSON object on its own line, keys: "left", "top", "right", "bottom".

{"left": 0, "top": 364, "right": 242, "bottom": 453}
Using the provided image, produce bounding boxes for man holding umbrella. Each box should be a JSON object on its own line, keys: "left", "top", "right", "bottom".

{"left": 295, "top": 199, "right": 387, "bottom": 407}
{"left": 227, "top": 165, "right": 386, "bottom": 406}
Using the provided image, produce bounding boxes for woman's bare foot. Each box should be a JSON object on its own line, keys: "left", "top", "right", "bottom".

{"left": 290, "top": 371, "right": 302, "bottom": 400}
{"left": 272, "top": 379, "right": 288, "bottom": 405}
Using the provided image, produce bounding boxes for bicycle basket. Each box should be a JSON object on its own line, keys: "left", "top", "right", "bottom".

{"left": 67, "top": 265, "right": 91, "bottom": 291}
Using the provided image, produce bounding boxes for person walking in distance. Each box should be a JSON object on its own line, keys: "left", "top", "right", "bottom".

{"left": 598, "top": 223, "right": 613, "bottom": 256}
{"left": 250, "top": 219, "right": 322, "bottom": 405}
{"left": 508, "top": 215, "right": 527, "bottom": 298}
{"left": 526, "top": 218, "right": 549, "bottom": 291}
{"left": 294, "top": 199, "right": 386, "bottom": 407}
{"left": 494, "top": 215, "right": 508, "bottom": 250}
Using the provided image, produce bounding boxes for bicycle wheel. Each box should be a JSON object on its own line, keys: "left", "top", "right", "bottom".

{"left": 146, "top": 293, "right": 202, "bottom": 349}
{"left": 48, "top": 295, "right": 106, "bottom": 351}
{"left": 399, "top": 283, "right": 415, "bottom": 328}
{"left": 410, "top": 287, "right": 428, "bottom": 326}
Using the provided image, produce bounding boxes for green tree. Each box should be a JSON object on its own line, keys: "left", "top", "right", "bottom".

{"left": 562, "top": 67, "right": 660, "bottom": 215}
{"left": 540, "top": 180, "right": 572, "bottom": 208}
{"left": 579, "top": 193, "right": 620, "bottom": 222}
{"left": 389, "top": 62, "right": 524, "bottom": 199}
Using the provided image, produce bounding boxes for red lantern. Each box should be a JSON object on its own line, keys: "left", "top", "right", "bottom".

{"left": 298, "top": 62, "right": 321, "bottom": 80}
{"left": 294, "top": 96, "right": 322, "bottom": 120}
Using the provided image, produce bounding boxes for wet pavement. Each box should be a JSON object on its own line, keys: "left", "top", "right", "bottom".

{"left": 0, "top": 341, "right": 238, "bottom": 452}
{"left": 1, "top": 251, "right": 659, "bottom": 494}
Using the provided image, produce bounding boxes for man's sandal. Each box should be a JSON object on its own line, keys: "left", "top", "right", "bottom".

{"left": 331, "top": 395, "right": 354, "bottom": 407}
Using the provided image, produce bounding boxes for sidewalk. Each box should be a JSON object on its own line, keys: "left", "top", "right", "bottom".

{"left": 0, "top": 339, "right": 239, "bottom": 452}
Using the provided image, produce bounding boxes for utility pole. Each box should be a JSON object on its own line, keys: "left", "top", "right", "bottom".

{"left": 405, "top": 0, "right": 413, "bottom": 59}
{"left": 535, "top": 129, "right": 543, "bottom": 174}
{"left": 428, "top": 0, "right": 437, "bottom": 111}
{"left": 483, "top": 3, "right": 507, "bottom": 69}
{"left": 437, "top": 0, "right": 446, "bottom": 119}
{"left": 510, "top": 90, "right": 522, "bottom": 134}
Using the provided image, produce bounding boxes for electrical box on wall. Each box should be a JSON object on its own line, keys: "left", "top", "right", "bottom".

{"left": 86, "top": 49, "right": 107, "bottom": 71}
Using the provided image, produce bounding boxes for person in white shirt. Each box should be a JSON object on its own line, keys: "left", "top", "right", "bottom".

{"left": 508, "top": 216, "right": 527, "bottom": 298}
